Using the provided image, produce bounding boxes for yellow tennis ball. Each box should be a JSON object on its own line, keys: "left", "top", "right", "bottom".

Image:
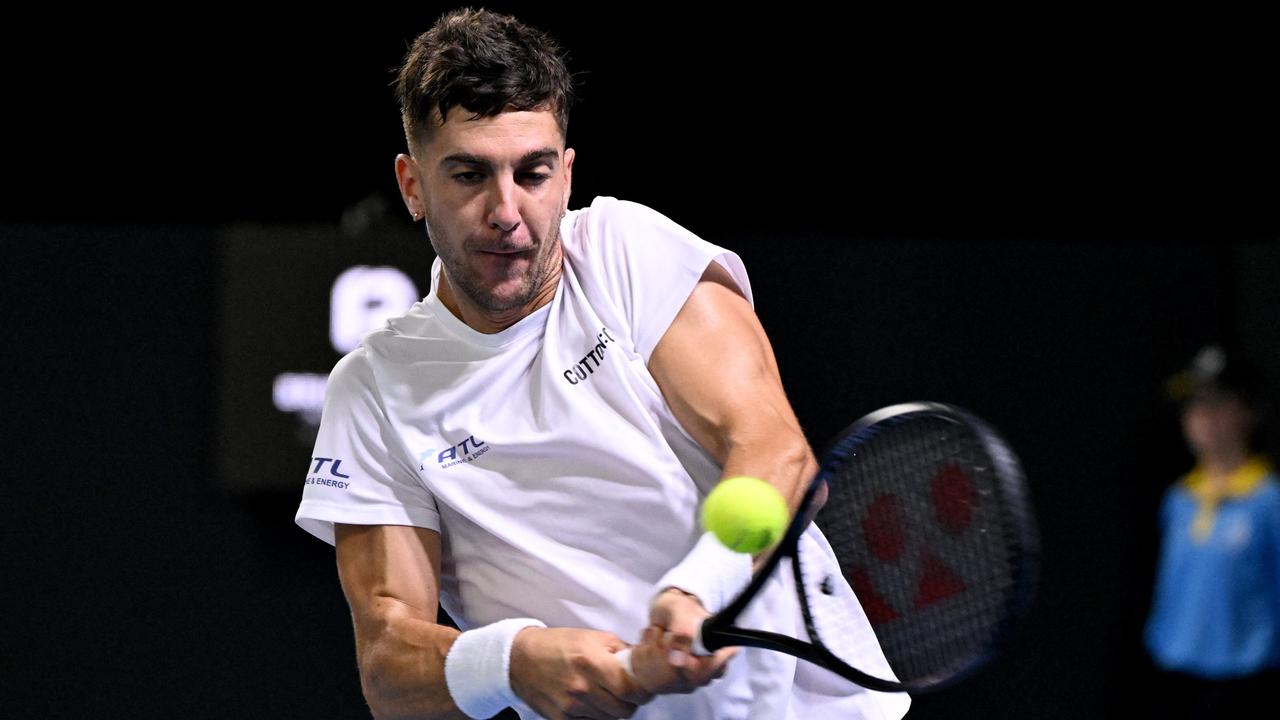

{"left": 701, "top": 476, "right": 789, "bottom": 554}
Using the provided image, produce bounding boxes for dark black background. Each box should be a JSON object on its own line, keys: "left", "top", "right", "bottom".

{"left": 5, "top": 4, "right": 1277, "bottom": 718}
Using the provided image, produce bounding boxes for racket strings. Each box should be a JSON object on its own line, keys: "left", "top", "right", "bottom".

{"left": 813, "top": 413, "right": 1023, "bottom": 686}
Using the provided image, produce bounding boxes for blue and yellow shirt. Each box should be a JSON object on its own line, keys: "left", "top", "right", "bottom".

{"left": 1144, "top": 457, "right": 1280, "bottom": 678}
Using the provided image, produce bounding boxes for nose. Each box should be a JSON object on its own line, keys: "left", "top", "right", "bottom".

{"left": 486, "top": 175, "right": 521, "bottom": 233}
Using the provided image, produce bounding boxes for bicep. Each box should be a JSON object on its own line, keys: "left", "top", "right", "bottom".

{"left": 647, "top": 261, "right": 814, "bottom": 507}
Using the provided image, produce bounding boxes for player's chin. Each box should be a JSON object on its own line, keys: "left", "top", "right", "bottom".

{"left": 478, "top": 280, "right": 537, "bottom": 312}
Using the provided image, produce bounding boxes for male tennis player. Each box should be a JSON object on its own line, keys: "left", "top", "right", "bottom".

{"left": 296, "top": 9, "right": 908, "bottom": 719}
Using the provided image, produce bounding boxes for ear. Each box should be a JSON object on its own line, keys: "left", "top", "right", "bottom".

{"left": 561, "top": 147, "right": 575, "bottom": 215}
{"left": 395, "top": 153, "right": 426, "bottom": 221}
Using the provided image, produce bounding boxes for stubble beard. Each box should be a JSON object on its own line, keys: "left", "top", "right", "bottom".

{"left": 431, "top": 215, "right": 563, "bottom": 315}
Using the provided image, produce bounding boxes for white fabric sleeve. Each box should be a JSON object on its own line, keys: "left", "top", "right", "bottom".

{"left": 295, "top": 349, "right": 441, "bottom": 545}
{"left": 579, "top": 197, "right": 754, "bottom": 361}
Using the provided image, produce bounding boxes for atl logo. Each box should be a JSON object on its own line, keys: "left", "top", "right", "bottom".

{"left": 420, "top": 435, "right": 489, "bottom": 470}
{"left": 306, "top": 457, "right": 352, "bottom": 490}
{"left": 309, "top": 457, "right": 351, "bottom": 478}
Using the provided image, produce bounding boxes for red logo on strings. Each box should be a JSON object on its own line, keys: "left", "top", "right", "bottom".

{"left": 852, "top": 463, "right": 977, "bottom": 624}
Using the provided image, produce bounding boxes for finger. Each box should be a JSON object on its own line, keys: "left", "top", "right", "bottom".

{"left": 574, "top": 685, "right": 640, "bottom": 720}
{"left": 682, "top": 647, "right": 738, "bottom": 684}
{"left": 575, "top": 698, "right": 638, "bottom": 720}
{"left": 640, "top": 625, "right": 691, "bottom": 671}
{"left": 650, "top": 588, "right": 705, "bottom": 632}
{"left": 663, "top": 610, "right": 701, "bottom": 643}
{"left": 641, "top": 625, "right": 661, "bottom": 645}
{"left": 562, "top": 688, "right": 618, "bottom": 720}
{"left": 711, "top": 647, "right": 739, "bottom": 678}
{"left": 648, "top": 602, "right": 672, "bottom": 629}
{"left": 661, "top": 626, "right": 695, "bottom": 652}
{"left": 662, "top": 628, "right": 710, "bottom": 666}
{"left": 597, "top": 631, "right": 627, "bottom": 654}
{"left": 656, "top": 630, "right": 692, "bottom": 668}
{"left": 594, "top": 644, "right": 654, "bottom": 705}
{"left": 713, "top": 647, "right": 739, "bottom": 663}
{"left": 661, "top": 611, "right": 706, "bottom": 659}
{"left": 564, "top": 705, "right": 612, "bottom": 720}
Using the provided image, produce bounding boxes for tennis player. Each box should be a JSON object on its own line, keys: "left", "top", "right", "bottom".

{"left": 295, "top": 9, "right": 908, "bottom": 719}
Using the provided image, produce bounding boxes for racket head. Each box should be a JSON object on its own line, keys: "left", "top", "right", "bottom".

{"left": 803, "top": 401, "right": 1038, "bottom": 692}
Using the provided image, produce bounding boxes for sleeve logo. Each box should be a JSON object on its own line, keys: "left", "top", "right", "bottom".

{"left": 304, "top": 456, "right": 352, "bottom": 489}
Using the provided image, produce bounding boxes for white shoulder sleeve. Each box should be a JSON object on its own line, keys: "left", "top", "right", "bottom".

{"left": 575, "top": 197, "right": 753, "bottom": 361}
{"left": 295, "top": 349, "right": 441, "bottom": 545}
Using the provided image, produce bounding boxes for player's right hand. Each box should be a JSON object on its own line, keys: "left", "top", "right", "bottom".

{"left": 628, "top": 588, "right": 737, "bottom": 695}
{"left": 509, "top": 627, "right": 653, "bottom": 720}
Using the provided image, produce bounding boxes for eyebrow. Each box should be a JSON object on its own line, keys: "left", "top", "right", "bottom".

{"left": 439, "top": 148, "right": 560, "bottom": 171}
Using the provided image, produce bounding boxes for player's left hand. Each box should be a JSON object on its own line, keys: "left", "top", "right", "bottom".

{"left": 629, "top": 588, "right": 737, "bottom": 694}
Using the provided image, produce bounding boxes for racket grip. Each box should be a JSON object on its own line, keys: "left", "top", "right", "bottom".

{"left": 691, "top": 624, "right": 709, "bottom": 655}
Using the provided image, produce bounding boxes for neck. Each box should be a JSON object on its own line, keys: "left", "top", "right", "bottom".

{"left": 1199, "top": 447, "right": 1250, "bottom": 482}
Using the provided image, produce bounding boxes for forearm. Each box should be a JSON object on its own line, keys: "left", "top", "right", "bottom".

{"left": 718, "top": 424, "right": 818, "bottom": 515}
{"left": 355, "top": 598, "right": 466, "bottom": 720}
{"left": 652, "top": 429, "right": 818, "bottom": 603}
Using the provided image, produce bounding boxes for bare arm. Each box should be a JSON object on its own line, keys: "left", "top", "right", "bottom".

{"left": 335, "top": 523, "right": 467, "bottom": 720}
{"left": 627, "top": 260, "right": 821, "bottom": 692}
{"left": 336, "top": 523, "right": 650, "bottom": 720}
{"left": 648, "top": 260, "right": 819, "bottom": 513}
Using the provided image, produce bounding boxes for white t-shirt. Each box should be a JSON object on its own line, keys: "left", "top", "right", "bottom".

{"left": 296, "top": 195, "right": 909, "bottom": 720}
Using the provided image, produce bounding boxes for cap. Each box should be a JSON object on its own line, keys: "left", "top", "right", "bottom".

{"left": 1166, "top": 344, "right": 1264, "bottom": 405}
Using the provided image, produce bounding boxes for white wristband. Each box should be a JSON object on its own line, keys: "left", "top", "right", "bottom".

{"left": 654, "top": 531, "right": 754, "bottom": 615}
{"left": 444, "top": 617, "right": 546, "bottom": 719}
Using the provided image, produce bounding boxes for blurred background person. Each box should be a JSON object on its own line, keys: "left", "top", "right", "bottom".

{"left": 1145, "top": 344, "right": 1280, "bottom": 719}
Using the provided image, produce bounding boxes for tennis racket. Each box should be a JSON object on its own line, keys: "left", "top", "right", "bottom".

{"left": 618, "top": 401, "right": 1038, "bottom": 692}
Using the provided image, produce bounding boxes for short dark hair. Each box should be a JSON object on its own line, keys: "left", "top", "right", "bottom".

{"left": 1167, "top": 343, "right": 1266, "bottom": 409}
{"left": 394, "top": 8, "right": 575, "bottom": 154}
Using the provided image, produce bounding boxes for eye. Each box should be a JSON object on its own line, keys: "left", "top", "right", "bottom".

{"left": 453, "top": 171, "right": 484, "bottom": 184}
{"left": 520, "top": 172, "right": 551, "bottom": 185}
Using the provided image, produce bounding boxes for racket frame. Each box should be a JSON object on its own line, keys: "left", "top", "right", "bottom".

{"left": 697, "top": 401, "right": 1037, "bottom": 693}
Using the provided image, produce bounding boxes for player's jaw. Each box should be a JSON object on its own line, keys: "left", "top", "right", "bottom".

{"left": 456, "top": 223, "right": 562, "bottom": 315}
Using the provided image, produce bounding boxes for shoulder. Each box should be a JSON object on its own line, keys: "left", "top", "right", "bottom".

{"left": 1168, "top": 475, "right": 1196, "bottom": 499}
{"left": 561, "top": 196, "right": 754, "bottom": 360}
{"left": 1253, "top": 473, "right": 1280, "bottom": 505}
{"left": 573, "top": 195, "right": 676, "bottom": 228}
{"left": 324, "top": 347, "right": 378, "bottom": 401}
{"left": 565, "top": 196, "right": 709, "bottom": 256}
{"left": 1159, "top": 479, "right": 1194, "bottom": 515}
{"left": 563, "top": 195, "right": 743, "bottom": 285}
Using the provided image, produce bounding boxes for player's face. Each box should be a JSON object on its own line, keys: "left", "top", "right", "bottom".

{"left": 1181, "top": 391, "right": 1256, "bottom": 458}
{"left": 406, "top": 106, "right": 573, "bottom": 318}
